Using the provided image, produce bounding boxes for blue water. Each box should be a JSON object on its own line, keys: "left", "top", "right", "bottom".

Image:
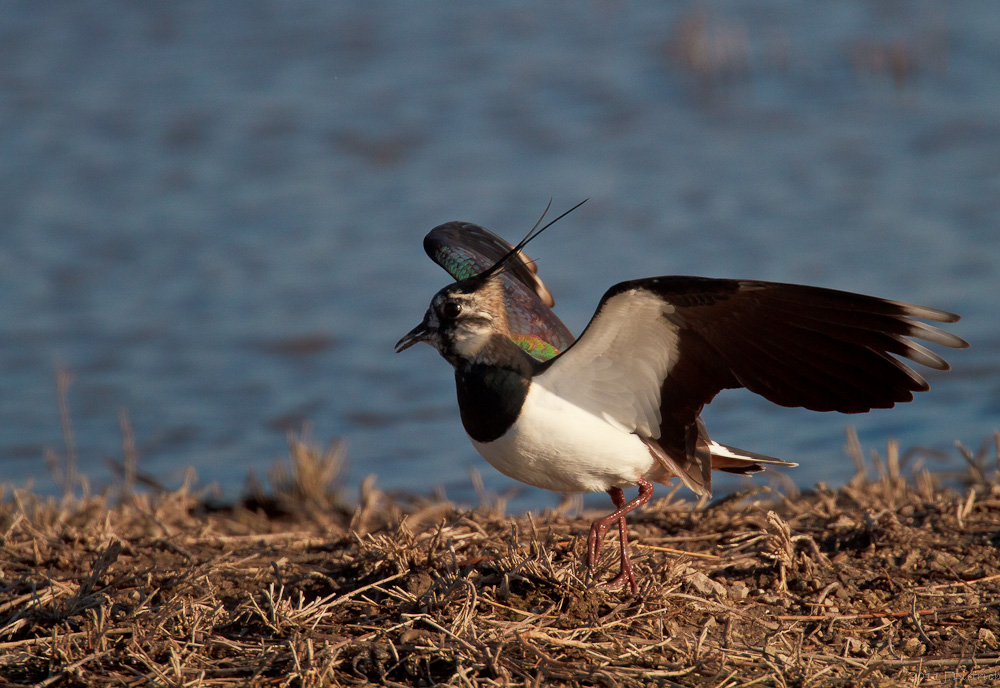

{"left": 2, "top": 2, "right": 998, "bottom": 512}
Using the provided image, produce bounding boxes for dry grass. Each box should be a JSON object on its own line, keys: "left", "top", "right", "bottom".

{"left": 2, "top": 431, "right": 1000, "bottom": 687}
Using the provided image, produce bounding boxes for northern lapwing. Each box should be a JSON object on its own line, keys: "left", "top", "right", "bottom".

{"left": 395, "top": 204, "right": 969, "bottom": 593}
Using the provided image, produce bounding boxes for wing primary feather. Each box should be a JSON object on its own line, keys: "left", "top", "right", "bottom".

{"left": 748, "top": 311, "right": 936, "bottom": 386}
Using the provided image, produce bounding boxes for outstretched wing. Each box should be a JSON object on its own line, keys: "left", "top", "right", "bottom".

{"left": 424, "top": 222, "right": 574, "bottom": 360}
{"left": 536, "top": 276, "right": 968, "bottom": 480}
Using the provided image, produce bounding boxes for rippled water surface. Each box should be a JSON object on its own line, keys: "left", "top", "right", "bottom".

{"left": 2, "top": 2, "right": 998, "bottom": 511}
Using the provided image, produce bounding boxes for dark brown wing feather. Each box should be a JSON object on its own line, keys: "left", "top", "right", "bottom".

{"left": 623, "top": 276, "right": 966, "bottom": 413}
{"left": 626, "top": 276, "right": 967, "bottom": 490}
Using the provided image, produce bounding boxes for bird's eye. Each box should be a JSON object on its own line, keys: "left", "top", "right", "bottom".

{"left": 441, "top": 302, "right": 462, "bottom": 319}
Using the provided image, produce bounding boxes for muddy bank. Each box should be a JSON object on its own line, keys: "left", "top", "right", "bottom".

{"left": 1, "top": 434, "right": 999, "bottom": 686}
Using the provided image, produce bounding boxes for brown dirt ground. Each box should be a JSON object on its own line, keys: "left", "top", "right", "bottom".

{"left": 1, "top": 432, "right": 999, "bottom": 687}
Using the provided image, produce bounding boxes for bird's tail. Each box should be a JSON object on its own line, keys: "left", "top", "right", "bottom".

{"left": 642, "top": 425, "right": 797, "bottom": 497}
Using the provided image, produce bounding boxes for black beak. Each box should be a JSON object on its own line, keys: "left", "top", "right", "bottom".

{"left": 395, "top": 320, "right": 433, "bottom": 353}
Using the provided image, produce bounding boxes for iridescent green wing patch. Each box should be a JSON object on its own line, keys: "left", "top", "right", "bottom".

{"left": 512, "top": 334, "right": 563, "bottom": 362}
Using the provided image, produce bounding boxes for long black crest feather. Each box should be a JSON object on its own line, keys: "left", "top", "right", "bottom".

{"left": 477, "top": 198, "right": 589, "bottom": 281}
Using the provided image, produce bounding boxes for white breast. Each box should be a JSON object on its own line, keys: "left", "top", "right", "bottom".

{"left": 469, "top": 380, "right": 656, "bottom": 494}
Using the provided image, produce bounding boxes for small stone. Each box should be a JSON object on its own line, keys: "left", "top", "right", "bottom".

{"left": 729, "top": 582, "right": 749, "bottom": 600}
{"left": 904, "top": 637, "right": 927, "bottom": 656}
{"left": 688, "top": 571, "right": 726, "bottom": 598}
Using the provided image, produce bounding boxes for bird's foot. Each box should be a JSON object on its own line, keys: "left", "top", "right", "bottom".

{"left": 585, "top": 479, "right": 653, "bottom": 595}
{"left": 586, "top": 521, "right": 610, "bottom": 572}
{"left": 594, "top": 564, "right": 639, "bottom": 595}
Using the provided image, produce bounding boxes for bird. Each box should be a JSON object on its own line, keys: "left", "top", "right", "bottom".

{"left": 395, "top": 203, "right": 969, "bottom": 594}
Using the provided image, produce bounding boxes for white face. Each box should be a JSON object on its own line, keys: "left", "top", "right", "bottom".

{"left": 427, "top": 289, "right": 499, "bottom": 362}
{"left": 396, "top": 276, "right": 510, "bottom": 366}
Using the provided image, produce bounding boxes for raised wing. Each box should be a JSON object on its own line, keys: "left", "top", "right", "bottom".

{"left": 536, "top": 275, "right": 968, "bottom": 472}
{"left": 424, "top": 222, "right": 574, "bottom": 360}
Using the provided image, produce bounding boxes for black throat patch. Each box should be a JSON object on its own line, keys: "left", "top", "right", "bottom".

{"left": 454, "top": 336, "right": 535, "bottom": 443}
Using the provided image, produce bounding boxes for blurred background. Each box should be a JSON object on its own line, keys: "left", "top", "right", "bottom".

{"left": 2, "top": 1, "right": 997, "bottom": 511}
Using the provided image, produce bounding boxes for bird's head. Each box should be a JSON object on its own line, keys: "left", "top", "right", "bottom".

{"left": 394, "top": 275, "right": 509, "bottom": 366}
{"left": 395, "top": 199, "right": 587, "bottom": 367}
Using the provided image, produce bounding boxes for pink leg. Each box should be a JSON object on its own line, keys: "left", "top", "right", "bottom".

{"left": 586, "top": 477, "right": 654, "bottom": 594}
